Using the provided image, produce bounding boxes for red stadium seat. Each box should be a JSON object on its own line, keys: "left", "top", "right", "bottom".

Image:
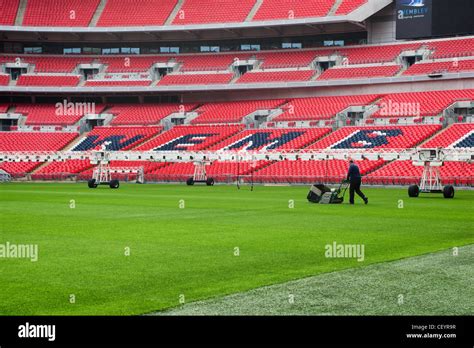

{"left": 308, "top": 125, "right": 441, "bottom": 150}
{"left": 208, "top": 128, "right": 331, "bottom": 151}
{"left": 237, "top": 70, "right": 314, "bottom": 83}
{"left": 110, "top": 104, "right": 198, "bottom": 126}
{"left": 403, "top": 59, "right": 474, "bottom": 76}
{"left": 158, "top": 73, "right": 234, "bottom": 85}
{"left": 17, "top": 75, "right": 80, "bottom": 87}
{"left": 276, "top": 95, "right": 379, "bottom": 121}
{"left": 253, "top": 0, "right": 334, "bottom": 21}
{"left": 172, "top": 0, "right": 255, "bottom": 25}
{"left": 135, "top": 125, "right": 244, "bottom": 151}
{"left": 22, "top": 0, "right": 100, "bottom": 27}
{"left": 318, "top": 65, "right": 401, "bottom": 80}
{"left": 97, "top": 0, "right": 178, "bottom": 27}
{"left": 0, "top": 132, "right": 78, "bottom": 151}
{"left": 191, "top": 99, "right": 286, "bottom": 124}
{"left": 422, "top": 123, "right": 474, "bottom": 149}
{"left": 0, "top": 0, "right": 19, "bottom": 25}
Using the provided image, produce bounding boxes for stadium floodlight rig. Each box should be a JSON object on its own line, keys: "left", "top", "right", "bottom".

{"left": 88, "top": 147, "right": 145, "bottom": 189}
{"left": 0, "top": 169, "right": 11, "bottom": 182}
{"left": 186, "top": 160, "right": 214, "bottom": 186}
{"left": 408, "top": 148, "right": 462, "bottom": 199}
{"left": 87, "top": 146, "right": 119, "bottom": 189}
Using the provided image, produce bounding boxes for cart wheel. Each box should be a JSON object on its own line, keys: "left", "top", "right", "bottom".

{"left": 109, "top": 179, "right": 120, "bottom": 189}
{"left": 443, "top": 185, "right": 454, "bottom": 199}
{"left": 88, "top": 179, "right": 98, "bottom": 188}
{"left": 408, "top": 185, "right": 419, "bottom": 197}
{"left": 186, "top": 178, "right": 194, "bottom": 186}
{"left": 206, "top": 178, "right": 215, "bottom": 186}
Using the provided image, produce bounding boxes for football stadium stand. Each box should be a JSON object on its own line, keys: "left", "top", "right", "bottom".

{"left": 237, "top": 70, "right": 315, "bottom": 83}
{"left": 99, "top": 56, "right": 165, "bottom": 73}
{"left": 337, "top": 43, "right": 422, "bottom": 64}
{"left": 191, "top": 100, "right": 286, "bottom": 124}
{"left": 135, "top": 125, "right": 244, "bottom": 151}
{"left": 0, "top": 0, "right": 19, "bottom": 26}
{"left": 143, "top": 161, "right": 270, "bottom": 182}
{"left": 335, "top": 0, "right": 367, "bottom": 15}
{"left": 372, "top": 90, "right": 474, "bottom": 118}
{"left": 251, "top": 159, "right": 386, "bottom": 183}
{"left": 366, "top": 161, "right": 474, "bottom": 186}
{"left": 72, "top": 126, "right": 161, "bottom": 151}
{"left": 176, "top": 54, "right": 250, "bottom": 72}
{"left": 97, "top": 0, "right": 178, "bottom": 27}
{"left": 84, "top": 80, "right": 152, "bottom": 87}
{"left": 15, "top": 56, "right": 91, "bottom": 73}
{"left": 208, "top": 128, "right": 332, "bottom": 151}
{"left": 109, "top": 104, "right": 198, "bottom": 126}
{"left": 0, "top": 132, "right": 78, "bottom": 151}
{"left": 318, "top": 65, "right": 402, "bottom": 80}
{"left": 0, "top": 161, "right": 42, "bottom": 178}
{"left": 13, "top": 105, "right": 82, "bottom": 126}
{"left": 0, "top": 2, "right": 472, "bottom": 187}
{"left": 275, "top": 95, "right": 379, "bottom": 121}
{"left": 427, "top": 38, "right": 474, "bottom": 59}
{"left": 0, "top": 36, "right": 472, "bottom": 89}
{"left": 0, "top": 74, "right": 9, "bottom": 85}
{"left": 0, "top": 0, "right": 372, "bottom": 28}
{"left": 22, "top": 0, "right": 100, "bottom": 27}
{"left": 307, "top": 125, "right": 441, "bottom": 150}
{"left": 33, "top": 160, "right": 95, "bottom": 179}
{"left": 252, "top": 0, "right": 335, "bottom": 21}
{"left": 403, "top": 59, "right": 474, "bottom": 76}
{"left": 257, "top": 51, "right": 326, "bottom": 69}
{"left": 172, "top": 0, "right": 256, "bottom": 25}
{"left": 13, "top": 104, "right": 105, "bottom": 126}
{"left": 158, "top": 73, "right": 234, "bottom": 86}
{"left": 16, "top": 75, "right": 80, "bottom": 87}
{"left": 422, "top": 123, "right": 474, "bottom": 148}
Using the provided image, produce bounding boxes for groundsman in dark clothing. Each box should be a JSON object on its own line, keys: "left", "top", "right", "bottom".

{"left": 346, "top": 159, "right": 368, "bottom": 205}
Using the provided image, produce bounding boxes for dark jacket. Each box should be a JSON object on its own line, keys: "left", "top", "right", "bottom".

{"left": 347, "top": 163, "right": 361, "bottom": 181}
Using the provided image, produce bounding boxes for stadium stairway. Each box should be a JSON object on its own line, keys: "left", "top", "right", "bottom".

{"left": 14, "top": 0, "right": 27, "bottom": 26}
{"left": 60, "top": 132, "right": 92, "bottom": 151}
{"left": 28, "top": 161, "right": 53, "bottom": 175}
{"left": 328, "top": 0, "right": 344, "bottom": 16}
{"left": 417, "top": 125, "right": 447, "bottom": 147}
{"left": 164, "top": 0, "right": 185, "bottom": 26}
{"left": 89, "top": 0, "right": 108, "bottom": 27}
{"left": 245, "top": 0, "right": 264, "bottom": 21}
{"left": 124, "top": 128, "right": 166, "bottom": 150}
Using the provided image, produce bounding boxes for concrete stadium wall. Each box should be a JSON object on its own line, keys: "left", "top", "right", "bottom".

{"left": 181, "top": 78, "right": 474, "bottom": 103}
{"left": 367, "top": 3, "right": 397, "bottom": 44}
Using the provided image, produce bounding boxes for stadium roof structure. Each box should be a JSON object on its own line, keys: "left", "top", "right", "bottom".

{"left": 0, "top": 0, "right": 392, "bottom": 43}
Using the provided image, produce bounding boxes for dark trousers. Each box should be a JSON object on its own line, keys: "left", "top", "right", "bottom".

{"left": 349, "top": 178, "right": 366, "bottom": 204}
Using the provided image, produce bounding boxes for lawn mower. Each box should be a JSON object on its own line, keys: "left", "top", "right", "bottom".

{"left": 307, "top": 180, "right": 350, "bottom": 204}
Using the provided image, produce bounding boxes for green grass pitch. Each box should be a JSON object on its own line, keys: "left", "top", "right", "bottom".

{"left": 0, "top": 182, "right": 472, "bottom": 315}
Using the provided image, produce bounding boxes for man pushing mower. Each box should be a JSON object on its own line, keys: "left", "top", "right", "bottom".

{"left": 346, "top": 158, "right": 368, "bottom": 205}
